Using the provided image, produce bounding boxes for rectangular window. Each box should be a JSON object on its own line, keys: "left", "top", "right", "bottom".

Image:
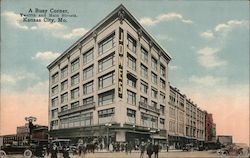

{"left": 52, "top": 97, "right": 58, "bottom": 107}
{"left": 98, "top": 32, "right": 115, "bottom": 55}
{"left": 61, "top": 66, "right": 68, "bottom": 79}
{"left": 61, "top": 80, "right": 68, "bottom": 91}
{"left": 98, "top": 108, "right": 115, "bottom": 124}
{"left": 71, "top": 88, "right": 79, "bottom": 100}
{"left": 140, "top": 96, "right": 147, "bottom": 104}
{"left": 83, "top": 65, "right": 94, "bottom": 80}
{"left": 83, "top": 96, "right": 94, "bottom": 106}
{"left": 127, "top": 90, "right": 136, "bottom": 105}
{"left": 127, "top": 74, "right": 136, "bottom": 88}
{"left": 98, "top": 90, "right": 114, "bottom": 106}
{"left": 160, "top": 118, "right": 165, "bottom": 129}
{"left": 160, "top": 79, "right": 166, "bottom": 89}
{"left": 160, "top": 105, "right": 165, "bottom": 114}
{"left": 52, "top": 72, "right": 59, "bottom": 84}
{"left": 83, "top": 81, "right": 94, "bottom": 95}
{"left": 151, "top": 72, "right": 157, "bottom": 84}
{"left": 71, "top": 73, "right": 79, "bottom": 86}
{"left": 51, "top": 109, "right": 58, "bottom": 118}
{"left": 127, "top": 34, "right": 136, "bottom": 53}
{"left": 160, "top": 64, "right": 166, "bottom": 77}
{"left": 127, "top": 54, "right": 136, "bottom": 70}
{"left": 61, "top": 93, "right": 68, "bottom": 104}
{"left": 52, "top": 85, "right": 58, "bottom": 95}
{"left": 98, "top": 53, "right": 115, "bottom": 72}
{"left": 140, "top": 81, "right": 148, "bottom": 94}
{"left": 151, "top": 89, "right": 157, "bottom": 99}
{"left": 141, "top": 112, "right": 158, "bottom": 128}
{"left": 98, "top": 71, "right": 114, "bottom": 89}
{"left": 83, "top": 48, "right": 94, "bottom": 65}
{"left": 152, "top": 101, "right": 157, "bottom": 108}
{"left": 141, "top": 47, "right": 148, "bottom": 63}
{"left": 71, "top": 101, "right": 79, "bottom": 109}
{"left": 61, "top": 105, "right": 68, "bottom": 112}
{"left": 160, "top": 93, "right": 166, "bottom": 103}
{"left": 127, "top": 108, "right": 136, "bottom": 124}
{"left": 140, "top": 64, "right": 148, "bottom": 79}
{"left": 71, "top": 58, "right": 80, "bottom": 73}
{"left": 151, "top": 57, "right": 157, "bottom": 71}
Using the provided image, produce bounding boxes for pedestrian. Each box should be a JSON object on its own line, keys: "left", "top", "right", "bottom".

{"left": 128, "top": 142, "right": 132, "bottom": 154}
{"left": 109, "top": 143, "right": 114, "bottom": 152}
{"left": 166, "top": 144, "right": 169, "bottom": 152}
{"left": 78, "top": 144, "right": 82, "bottom": 156}
{"left": 153, "top": 143, "right": 159, "bottom": 158}
{"left": 140, "top": 141, "right": 146, "bottom": 158}
{"left": 50, "top": 143, "right": 58, "bottom": 158}
{"left": 146, "top": 141, "right": 153, "bottom": 158}
{"left": 62, "top": 145, "right": 70, "bottom": 158}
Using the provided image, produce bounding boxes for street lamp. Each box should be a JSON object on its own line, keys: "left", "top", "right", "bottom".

{"left": 25, "top": 116, "right": 37, "bottom": 145}
{"left": 105, "top": 123, "right": 112, "bottom": 150}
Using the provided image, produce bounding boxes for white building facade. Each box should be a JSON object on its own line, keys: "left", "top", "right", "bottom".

{"left": 48, "top": 5, "right": 171, "bottom": 147}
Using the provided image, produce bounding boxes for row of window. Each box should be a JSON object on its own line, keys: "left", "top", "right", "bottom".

{"left": 51, "top": 32, "right": 167, "bottom": 86}
{"left": 52, "top": 107, "right": 165, "bottom": 129}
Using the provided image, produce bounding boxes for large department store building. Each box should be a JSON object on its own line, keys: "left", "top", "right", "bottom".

{"left": 48, "top": 5, "right": 207, "bottom": 148}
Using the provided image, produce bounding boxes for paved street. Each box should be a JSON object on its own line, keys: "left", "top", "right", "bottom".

{"left": 2, "top": 150, "right": 250, "bottom": 158}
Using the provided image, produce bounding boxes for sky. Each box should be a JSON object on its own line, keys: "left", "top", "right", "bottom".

{"left": 1, "top": 0, "right": 249, "bottom": 145}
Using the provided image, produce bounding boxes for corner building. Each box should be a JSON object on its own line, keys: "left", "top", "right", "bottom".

{"left": 47, "top": 5, "right": 171, "bottom": 147}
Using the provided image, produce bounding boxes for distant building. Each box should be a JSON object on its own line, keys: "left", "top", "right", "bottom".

{"left": 217, "top": 135, "right": 233, "bottom": 145}
{"left": 205, "top": 112, "right": 216, "bottom": 143}
{"left": 0, "top": 124, "right": 48, "bottom": 147}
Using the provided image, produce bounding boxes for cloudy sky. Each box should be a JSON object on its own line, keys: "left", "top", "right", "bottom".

{"left": 1, "top": 0, "right": 249, "bottom": 145}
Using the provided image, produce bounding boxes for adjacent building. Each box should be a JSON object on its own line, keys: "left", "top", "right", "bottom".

{"left": 205, "top": 112, "right": 217, "bottom": 143}
{"left": 47, "top": 4, "right": 212, "bottom": 149}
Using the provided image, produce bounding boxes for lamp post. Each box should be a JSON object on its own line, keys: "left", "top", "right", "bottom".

{"left": 25, "top": 116, "right": 37, "bottom": 145}
{"left": 105, "top": 123, "right": 112, "bottom": 150}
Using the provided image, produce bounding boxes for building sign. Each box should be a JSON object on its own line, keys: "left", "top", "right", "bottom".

{"left": 118, "top": 28, "right": 124, "bottom": 98}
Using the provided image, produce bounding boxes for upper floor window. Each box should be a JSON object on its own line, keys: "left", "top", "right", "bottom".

{"left": 61, "top": 66, "right": 68, "bottom": 79}
{"left": 61, "top": 92, "right": 68, "bottom": 104}
{"left": 71, "top": 73, "right": 79, "bottom": 86}
{"left": 83, "top": 81, "right": 94, "bottom": 95}
{"left": 52, "top": 72, "right": 59, "bottom": 84}
{"left": 141, "top": 47, "right": 148, "bottom": 63}
{"left": 83, "top": 48, "right": 94, "bottom": 65}
{"left": 127, "top": 90, "right": 136, "bottom": 105}
{"left": 71, "top": 101, "right": 79, "bottom": 109}
{"left": 98, "top": 71, "right": 114, "bottom": 89}
{"left": 98, "top": 32, "right": 115, "bottom": 55}
{"left": 127, "top": 54, "right": 136, "bottom": 71}
{"left": 127, "top": 108, "right": 136, "bottom": 124}
{"left": 51, "top": 85, "right": 59, "bottom": 96}
{"left": 151, "top": 72, "right": 157, "bottom": 84}
{"left": 140, "top": 81, "right": 148, "bottom": 94}
{"left": 52, "top": 97, "right": 58, "bottom": 107}
{"left": 83, "top": 96, "right": 94, "bottom": 105}
{"left": 98, "top": 108, "right": 115, "bottom": 124}
{"left": 127, "top": 34, "right": 136, "bottom": 53}
{"left": 151, "top": 57, "right": 157, "bottom": 71}
{"left": 160, "top": 93, "right": 166, "bottom": 104}
{"left": 140, "top": 64, "right": 148, "bottom": 79}
{"left": 71, "top": 88, "right": 79, "bottom": 100}
{"left": 160, "top": 105, "right": 165, "bottom": 114}
{"left": 83, "top": 65, "right": 94, "bottom": 80}
{"left": 61, "top": 80, "right": 68, "bottom": 91}
{"left": 160, "top": 64, "right": 166, "bottom": 77}
{"left": 151, "top": 89, "right": 157, "bottom": 99}
{"left": 127, "top": 74, "right": 137, "bottom": 88}
{"left": 71, "top": 58, "right": 80, "bottom": 73}
{"left": 140, "top": 96, "right": 147, "bottom": 104}
{"left": 98, "top": 53, "right": 115, "bottom": 72}
{"left": 98, "top": 90, "right": 115, "bottom": 106}
{"left": 160, "top": 79, "right": 166, "bottom": 89}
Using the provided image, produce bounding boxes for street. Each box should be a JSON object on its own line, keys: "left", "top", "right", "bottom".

{"left": 2, "top": 150, "right": 250, "bottom": 158}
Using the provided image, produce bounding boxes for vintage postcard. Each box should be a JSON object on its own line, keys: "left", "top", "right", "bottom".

{"left": 1, "top": 0, "right": 249, "bottom": 157}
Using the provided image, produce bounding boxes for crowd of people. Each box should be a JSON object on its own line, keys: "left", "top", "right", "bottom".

{"left": 46, "top": 140, "right": 165, "bottom": 158}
